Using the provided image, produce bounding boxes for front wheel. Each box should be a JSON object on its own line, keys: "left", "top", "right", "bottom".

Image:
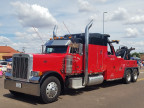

{"left": 123, "top": 69, "right": 132, "bottom": 84}
{"left": 131, "top": 69, "right": 138, "bottom": 82}
{"left": 40, "top": 76, "right": 61, "bottom": 103}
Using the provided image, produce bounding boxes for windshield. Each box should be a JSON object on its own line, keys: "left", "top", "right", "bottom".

{"left": 45, "top": 46, "right": 68, "bottom": 54}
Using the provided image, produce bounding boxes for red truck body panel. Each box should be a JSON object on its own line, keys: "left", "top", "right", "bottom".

{"left": 32, "top": 44, "right": 137, "bottom": 82}
{"left": 33, "top": 53, "right": 66, "bottom": 80}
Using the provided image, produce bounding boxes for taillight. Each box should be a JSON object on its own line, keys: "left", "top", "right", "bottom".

{"left": 0, "top": 65, "right": 2, "bottom": 68}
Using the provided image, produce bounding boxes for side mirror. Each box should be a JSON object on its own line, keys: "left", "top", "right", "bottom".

{"left": 79, "top": 44, "right": 83, "bottom": 55}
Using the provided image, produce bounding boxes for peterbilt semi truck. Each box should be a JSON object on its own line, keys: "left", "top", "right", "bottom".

{"left": 4, "top": 21, "right": 139, "bottom": 103}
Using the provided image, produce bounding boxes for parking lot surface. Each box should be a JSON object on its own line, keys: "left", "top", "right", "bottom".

{"left": 0, "top": 69, "right": 144, "bottom": 108}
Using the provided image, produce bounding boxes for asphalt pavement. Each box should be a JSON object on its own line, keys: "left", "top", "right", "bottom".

{"left": 0, "top": 68, "right": 144, "bottom": 108}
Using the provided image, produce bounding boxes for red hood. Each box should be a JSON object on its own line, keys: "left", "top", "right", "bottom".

{"left": 32, "top": 53, "right": 66, "bottom": 73}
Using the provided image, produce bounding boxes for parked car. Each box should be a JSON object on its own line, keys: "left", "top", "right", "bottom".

{"left": 0, "top": 61, "right": 8, "bottom": 73}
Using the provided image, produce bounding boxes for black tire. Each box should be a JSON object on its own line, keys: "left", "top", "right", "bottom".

{"left": 131, "top": 69, "right": 138, "bottom": 82}
{"left": 40, "top": 76, "right": 61, "bottom": 103}
{"left": 123, "top": 69, "right": 132, "bottom": 84}
{"left": 9, "top": 90, "right": 22, "bottom": 96}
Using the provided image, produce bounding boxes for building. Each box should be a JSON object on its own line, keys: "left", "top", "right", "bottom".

{"left": 0, "top": 46, "right": 20, "bottom": 60}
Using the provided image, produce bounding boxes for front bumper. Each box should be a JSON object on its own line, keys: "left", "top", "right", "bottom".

{"left": 4, "top": 79, "right": 40, "bottom": 96}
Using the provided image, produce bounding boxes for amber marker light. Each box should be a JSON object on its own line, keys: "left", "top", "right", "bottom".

{"left": 60, "top": 37, "right": 63, "bottom": 39}
{"left": 39, "top": 72, "right": 43, "bottom": 76}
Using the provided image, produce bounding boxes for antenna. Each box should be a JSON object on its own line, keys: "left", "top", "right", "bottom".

{"left": 33, "top": 27, "right": 45, "bottom": 53}
{"left": 63, "top": 22, "right": 72, "bottom": 36}
{"left": 33, "top": 27, "right": 44, "bottom": 44}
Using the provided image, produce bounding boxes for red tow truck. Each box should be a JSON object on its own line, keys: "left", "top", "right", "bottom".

{"left": 4, "top": 21, "right": 139, "bottom": 103}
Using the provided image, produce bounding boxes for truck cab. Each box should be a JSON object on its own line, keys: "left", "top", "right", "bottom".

{"left": 4, "top": 21, "right": 139, "bottom": 103}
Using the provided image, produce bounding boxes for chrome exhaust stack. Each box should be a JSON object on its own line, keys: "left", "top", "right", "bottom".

{"left": 68, "top": 20, "right": 104, "bottom": 89}
{"left": 83, "top": 20, "right": 93, "bottom": 86}
{"left": 53, "top": 25, "right": 57, "bottom": 38}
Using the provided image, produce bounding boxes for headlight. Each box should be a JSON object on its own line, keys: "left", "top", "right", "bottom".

{"left": 31, "top": 71, "right": 42, "bottom": 77}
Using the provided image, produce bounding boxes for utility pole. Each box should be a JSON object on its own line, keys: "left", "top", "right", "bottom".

{"left": 103, "top": 12, "right": 108, "bottom": 34}
{"left": 22, "top": 47, "right": 26, "bottom": 53}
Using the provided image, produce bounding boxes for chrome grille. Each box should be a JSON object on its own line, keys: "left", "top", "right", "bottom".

{"left": 13, "top": 57, "right": 28, "bottom": 79}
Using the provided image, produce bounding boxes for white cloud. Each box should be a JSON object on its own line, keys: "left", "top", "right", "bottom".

{"left": 142, "top": 28, "right": 144, "bottom": 33}
{"left": 0, "top": 36, "right": 13, "bottom": 45}
{"left": 14, "top": 32, "right": 43, "bottom": 53}
{"left": 0, "top": 0, "right": 143, "bottom": 53}
{"left": 107, "top": 7, "right": 128, "bottom": 21}
{"left": 137, "top": 9, "right": 144, "bottom": 14}
{"left": 93, "top": 0, "right": 107, "bottom": 2}
{"left": 11, "top": 1, "right": 57, "bottom": 28}
{"left": 0, "top": 36, "right": 20, "bottom": 51}
{"left": 89, "top": 14, "right": 98, "bottom": 21}
{"left": 15, "top": 32, "right": 44, "bottom": 43}
{"left": 124, "top": 28, "right": 139, "bottom": 38}
{"left": 126, "top": 15, "right": 144, "bottom": 24}
{"left": 14, "top": 28, "right": 53, "bottom": 53}
{"left": 78, "top": 0, "right": 94, "bottom": 12}
{"left": 27, "top": 27, "right": 39, "bottom": 33}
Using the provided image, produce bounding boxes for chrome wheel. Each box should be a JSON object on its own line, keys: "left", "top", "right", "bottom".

{"left": 127, "top": 72, "right": 131, "bottom": 82}
{"left": 40, "top": 76, "right": 61, "bottom": 103}
{"left": 46, "top": 82, "right": 58, "bottom": 98}
{"left": 132, "top": 69, "right": 138, "bottom": 82}
{"left": 133, "top": 71, "right": 138, "bottom": 80}
{"left": 123, "top": 69, "right": 131, "bottom": 84}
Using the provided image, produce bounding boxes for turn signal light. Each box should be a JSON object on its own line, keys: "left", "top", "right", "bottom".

{"left": 31, "top": 71, "right": 43, "bottom": 77}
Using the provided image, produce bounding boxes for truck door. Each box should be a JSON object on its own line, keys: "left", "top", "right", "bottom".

{"left": 69, "top": 46, "right": 83, "bottom": 74}
{"left": 106, "top": 43, "right": 122, "bottom": 79}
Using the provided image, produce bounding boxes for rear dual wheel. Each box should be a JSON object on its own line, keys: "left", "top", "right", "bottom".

{"left": 131, "top": 69, "right": 138, "bottom": 82}
{"left": 123, "top": 69, "right": 132, "bottom": 84}
{"left": 123, "top": 69, "right": 138, "bottom": 84}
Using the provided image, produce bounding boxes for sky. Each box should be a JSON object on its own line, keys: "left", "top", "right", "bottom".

{"left": 0, "top": 0, "right": 144, "bottom": 53}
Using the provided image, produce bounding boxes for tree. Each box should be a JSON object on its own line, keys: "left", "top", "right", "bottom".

{"left": 131, "top": 52, "right": 140, "bottom": 58}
